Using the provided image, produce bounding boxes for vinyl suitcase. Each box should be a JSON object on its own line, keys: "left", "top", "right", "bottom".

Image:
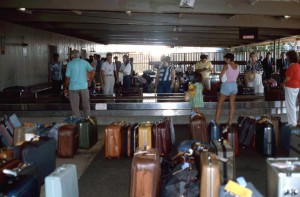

{"left": 17, "top": 137, "right": 56, "bottom": 185}
{"left": 45, "top": 164, "right": 78, "bottom": 197}
{"left": 200, "top": 152, "right": 221, "bottom": 197}
{"left": 255, "top": 122, "right": 276, "bottom": 156}
{"left": 189, "top": 113, "right": 209, "bottom": 143}
{"left": 267, "top": 157, "right": 300, "bottom": 197}
{"left": 290, "top": 133, "right": 300, "bottom": 157}
{"left": 130, "top": 148, "right": 161, "bottom": 197}
{"left": 77, "top": 117, "right": 98, "bottom": 149}
{"left": 58, "top": 124, "right": 79, "bottom": 158}
{"left": 152, "top": 119, "right": 172, "bottom": 157}
{"left": 105, "top": 122, "right": 124, "bottom": 158}
{"left": 138, "top": 122, "right": 153, "bottom": 150}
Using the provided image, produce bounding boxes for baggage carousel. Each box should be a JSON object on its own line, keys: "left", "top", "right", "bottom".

{"left": 0, "top": 93, "right": 287, "bottom": 124}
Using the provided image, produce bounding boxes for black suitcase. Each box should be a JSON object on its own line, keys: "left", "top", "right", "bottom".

{"left": 238, "top": 117, "right": 256, "bottom": 147}
{"left": 121, "top": 124, "right": 131, "bottom": 157}
{"left": 255, "top": 121, "right": 276, "bottom": 156}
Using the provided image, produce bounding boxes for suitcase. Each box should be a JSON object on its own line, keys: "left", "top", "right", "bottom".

{"left": 138, "top": 122, "right": 153, "bottom": 150}
{"left": 0, "top": 175, "right": 40, "bottom": 197}
{"left": 267, "top": 157, "right": 300, "bottom": 197}
{"left": 58, "top": 124, "right": 79, "bottom": 158}
{"left": 189, "top": 113, "right": 209, "bottom": 143}
{"left": 152, "top": 119, "right": 172, "bottom": 157}
{"left": 281, "top": 125, "right": 300, "bottom": 151}
{"left": 130, "top": 148, "right": 161, "bottom": 197}
{"left": 221, "top": 125, "right": 239, "bottom": 157}
{"left": 200, "top": 152, "right": 220, "bottom": 197}
{"left": 219, "top": 182, "right": 263, "bottom": 197}
{"left": 208, "top": 121, "right": 220, "bottom": 141}
{"left": 270, "top": 116, "right": 281, "bottom": 147}
{"left": 203, "top": 90, "right": 218, "bottom": 102}
{"left": 0, "top": 123, "right": 13, "bottom": 147}
{"left": 77, "top": 117, "right": 98, "bottom": 149}
{"left": 211, "top": 140, "right": 235, "bottom": 185}
{"left": 0, "top": 147, "right": 14, "bottom": 160}
{"left": 14, "top": 124, "right": 38, "bottom": 145}
{"left": 8, "top": 114, "right": 22, "bottom": 128}
{"left": 255, "top": 121, "right": 276, "bottom": 156}
{"left": 264, "top": 87, "right": 285, "bottom": 101}
{"left": 290, "top": 133, "right": 300, "bottom": 157}
{"left": 105, "top": 122, "right": 124, "bottom": 159}
{"left": 16, "top": 137, "right": 56, "bottom": 185}
{"left": 0, "top": 159, "right": 21, "bottom": 184}
{"left": 121, "top": 124, "right": 132, "bottom": 157}
{"left": 45, "top": 164, "right": 78, "bottom": 197}
{"left": 128, "top": 123, "right": 139, "bottom": 157}
{"left": 238, "top": 117, "right": 256, "bottom": 147}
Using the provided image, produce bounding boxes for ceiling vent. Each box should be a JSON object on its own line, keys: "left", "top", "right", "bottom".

{"left": 179, "top": 0, "right": 196, "bottom": 8}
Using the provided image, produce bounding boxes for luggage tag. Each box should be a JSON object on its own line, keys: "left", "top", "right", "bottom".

{"left": 236, "top": 177, "right": 248, "bottom": 187}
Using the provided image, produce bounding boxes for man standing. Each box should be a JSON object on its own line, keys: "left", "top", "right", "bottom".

{"left": 195, "top": 54, "right": 214, "bottom": 90}
{"left": 101, "top": 53, "right": 117, "bottom": 95}
{"left": 48, "top": 53, "right": 63, "bottom": 94}
{"left": 262, "top": 52, "right": 275, "bottom": 80}
{"left": 276, "top": 52, "right": 289, "bottom": 83}
{"left": 64, "top": 49, "right": 95, "bottom": 118}
{"left": 155, "top": 56, "right": 176, "bottom": 93}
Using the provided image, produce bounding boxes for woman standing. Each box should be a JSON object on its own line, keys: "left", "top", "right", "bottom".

{"left": 119, "top": 55, "right": 132, "bottom": 89}
{"left": 214, "top": 53, "right": 239, "bottom": 126}
{"left": 284, "top": 50, "right": 300, "bottom": 126}
{"left": 245, "top": 52, "right": 264, "bottom": 93}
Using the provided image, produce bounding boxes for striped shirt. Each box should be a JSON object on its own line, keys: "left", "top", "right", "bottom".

{"left": 159, "top": 65, "right": 173, "bottom": 82}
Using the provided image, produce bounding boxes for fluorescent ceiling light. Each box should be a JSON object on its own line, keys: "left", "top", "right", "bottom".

{"left": 179, "top": 0, "right": 196, "bottom": 8}
{"left": 284, "top": 15, "right": 291, "bottom": 19}
{"left": 19, "top": 8, "right": 26, "bottom": 11}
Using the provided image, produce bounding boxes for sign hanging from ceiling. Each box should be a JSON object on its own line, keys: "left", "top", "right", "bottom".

{"left": 239, "top": 28, "right": 258, "bottom": 41}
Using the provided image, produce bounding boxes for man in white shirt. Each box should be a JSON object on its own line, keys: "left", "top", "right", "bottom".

{"left": 119, "top": 55, "right": 132, "bottom": 89}
{"left": 100, "top": 52, "right": 117, "bottom": 95}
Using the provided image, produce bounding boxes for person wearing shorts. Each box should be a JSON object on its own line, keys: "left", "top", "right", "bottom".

{"left": 214, "top": 53, "right": 239, "bottom": 127}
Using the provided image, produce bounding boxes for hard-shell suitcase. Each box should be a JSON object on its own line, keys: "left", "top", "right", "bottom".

{"left": 208, "top": 121, "right": 220, "bottom": 141}
{"left": 17, "top": 137, "right": 56, "bottom": 185}
{"left": 200, "top": 152, "right": 220, "bottom": 197}
{"left": 211, "top": 140, "right": 235, "bottom": 185}
{"left": 226, "top": 126, "right": 239, "bottom": 157}
{"left": 281, "top": 125, "right": 300, "bottom": 151}
{"left": 0, "top": 123, "right": 13, "bottom": 147}
{"left": 290, "top": 133, "right": 300, "bottom": 157}
{"left": 105, "top": 122, "right": 124, "bottom": 159}
{"left": 238, "top": 117, "right": 256, "bottom": 147}
{"left": 58, "top": 124, "right": 79, "bottom": 158}
{"left": 267, "top": 157, "right": 300, "bottom": 197}
{"left": 138, "top": 122, "right": 153, "bottom": 150}
{"left": 127, "top": 123, "right": 139, "bottom": 157}
{"left": 77, "top": 117, "right": 98, "bottom": 149}
{"left": 152, "top": 119, "right": 172, "bottom": 157}
{"left": 14, "top": 124, "right": 38, "bottom": 145}
{"left": 0, "top": 159, "right": 21, "bottom": 184}
{"left": 189, "top": 113, "right": 209, "bottom": 143}
{"left": 130, "top": 148, "right": 161, "bottom": 197}
{"left": 0, "top": 175, "right": 40, "bottom": 197}
{"left": 270, "top": 116, "right": 281, "bottom": 147}
{"left": 45, "top": 164, "right": 78, "bottom": 197}
{"left": 121, "top": 124, "right": 132, "bottom": 157}
{"left": 255, "top": 122, "right": 276, "bottom": 156}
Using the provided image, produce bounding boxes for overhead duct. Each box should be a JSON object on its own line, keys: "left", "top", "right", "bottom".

{"left": 251, "top": 0, "right": 300, "bottom": 5}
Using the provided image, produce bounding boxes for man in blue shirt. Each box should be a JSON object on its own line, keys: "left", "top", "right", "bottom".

{"left": 64, "top": 50, "right": 95, "bottom": 118}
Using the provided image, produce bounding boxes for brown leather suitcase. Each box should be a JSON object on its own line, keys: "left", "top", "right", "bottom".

{"left": 105, "top": 122, "right": 124, "bottom": 159}
{"left": 152, "top": 119, "right": 172, "bottom": 157}
{"left": 125, "top": 123, "right": 139, "bottom": 158}
{"left": 200, "top": 152, "right": 220, "bottom": 197}
{"left": 138, "top": 122, "right": 153, "bottom": 150}
{"left": 130, "top": 148, "right": 161, "bottom": 197}
{"left": 189, "top": 113, "right": 209, "bottom": 143}
{"left": 270, "top": 116, "right": 281, "bottom": 147}
{"left": 0, "top": 159, "right": 21, "bottom": 184}
{"left": 57, "top": 124, "right": 79, "bottom": 158}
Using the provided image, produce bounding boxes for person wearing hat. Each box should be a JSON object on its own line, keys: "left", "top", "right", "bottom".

{"left": 63, "top": 49, "right": 95, "bottom": 118}
{"left": 245, "top": 52, "right": 264, "bottom": 93}
{"left": 195, "top": 54, "right": 214, "bottom": 90}
{"left": 154, "top": 56, "right": 176, "bottom": 93}
{"left": 101, "top": 52, "right": 118, "bottom": 95}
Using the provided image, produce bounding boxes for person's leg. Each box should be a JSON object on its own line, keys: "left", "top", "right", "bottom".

{"left": 80, "top": 89, "right": 91, "bottom": 118}
{"left": 103, "top": 77, "right": 109, "bottom": 95}
{"left": 285, "top": 87, "right": 298, "bottom": 126}
{"left": 108, "top": 76, "right": 115, "bottom": 95}
{"left": 69, "top": 90, "right": 80, "bottom": 117}
{"left": 166, "top": 81, "right": 172, "bottom": 93}
{"left": 157, "top": 82, "right": 163, "bottom": 93}
{"left": 228, "top": 94, "right": 237, "bottom": 125}
{"left": 214, "top": 93, "right": 226, "bottom": 124}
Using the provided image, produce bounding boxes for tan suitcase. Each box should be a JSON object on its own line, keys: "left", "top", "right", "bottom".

{"left": 200, "top": 152, "right": 220, "bottom": 197}
{"left": 130, "top": 148, "right": 161, "bottom": 197}
{"left": 138, "top": 122, "right": 153, "bottom": 150}
{"left": 105, "top": 122, "right": 124, "bottom": 159}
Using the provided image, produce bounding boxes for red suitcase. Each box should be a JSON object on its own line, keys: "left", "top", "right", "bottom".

{"left": 57, "top": 124, "right": 79, "bottom": 158}
{"left": 152, "top": 118, "right": 172, "bottom": 157}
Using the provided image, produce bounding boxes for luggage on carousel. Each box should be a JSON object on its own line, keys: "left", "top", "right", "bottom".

{"left": 289, "top": 133, "right": 300, "bottom": 157}
{"left": 281, "top": 124, "right": 300, "bottom": 151}
{"left": 200, "top": 152, "right": 220, "bottom": 197}
{"left": 0, "top": 122, "right": 13, "bottom": 147}
{"left": 189, "top": 113, "right": 209, "bottom": 143}
{"left": 14, "top": 124, "right": 38, "bottom": 145}
{"left": 45, "top": 164, "right": 78, "bottom": 197}
{"left": 138, "top": 122, "right": 153, "bottom": 150}
{"left": 238, "top": 117, "right": 256, "bottom": 147}
{"left": 223, "top": 126, "right": 239, "bottom": 157}
{"left": 208, "top": 121, "right": 220, "bottom": 141}
{"left": 77, "top": 117, "right": 98, "bottom": 149}
{"left": 211, "top": 140, "right": 235, "bottom": 185}
{"left": 0, "top": 159, "right": 21, "bottom": 184}
{"left": 121, "top": 124, "right": 132, "bottom": 157}
{"left": 58, "top": 124, "right": 79, "bottom": 158}
{"left": 152, "top": 119, "right": 172, "bottom": 157}
{"left": 264, "top": 87, "right": 285, "bottom": 101}
{"left": 105, "top": 122, "right": 124, "bottom": 159}
{"left": 16, "top": 137, "right": 56, "bottom": 185}
{"left": 255, "top": 121, "right": 276, "bottom": 156}
{"left": 130, "top": 148, "right": 161, "bottom": 197}
{"left": 0, "top": 147, "right": 14, "bottom": 160}
{"left": 203, "top": 90, "right": 218, "bottom": 102}
{"left": 270, "top": 116, "right": 281, "bottom": 147}
{"left": 267, "top": 157, "right": 300, "bottom": 197}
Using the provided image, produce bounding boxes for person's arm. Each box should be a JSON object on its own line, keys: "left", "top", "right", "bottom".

{"left": 100, "top": 70, "right": 105, "bottom": 85}
{"left": 154, "top": 70, "right": 160, "bottom": 89}
{"left": 114, "top": 64, "right": 118, "bottom": 82}
{"left": 208, "top": 62, "right": 214, "bottom": 73}
{"left": 219, "top": 64, "right": 228, "bottom": 80}
{"left": 63, "top": 77, "right": 70, "bottom": 96}
{"left": 170, "top": 68, "right": 176, "bottom": 89}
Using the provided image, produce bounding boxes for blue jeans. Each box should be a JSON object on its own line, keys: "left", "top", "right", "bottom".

{"left": 123, "top": 75, "right": 131, "bottom": 89}
{"left": 157, "top": 81, "right": 172, "bottom": 93}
